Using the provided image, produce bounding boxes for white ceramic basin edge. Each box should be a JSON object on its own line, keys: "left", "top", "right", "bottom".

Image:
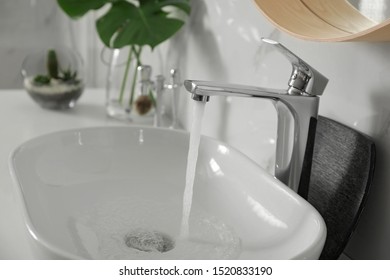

{"left": 9, "top": 126, "right": 326, "bottom": 259}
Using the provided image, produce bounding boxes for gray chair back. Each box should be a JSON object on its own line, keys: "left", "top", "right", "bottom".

{"left": 308, "top": 116, "right": 375, "bottom": 260}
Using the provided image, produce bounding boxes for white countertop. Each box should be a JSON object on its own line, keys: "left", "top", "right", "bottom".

{"left": 0, "top": 89, "right": 128, "bottom": 259}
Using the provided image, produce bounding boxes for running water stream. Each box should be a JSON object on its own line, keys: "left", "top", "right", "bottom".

{"left": 180, "top": 101, "right": 207, "bottom": 238}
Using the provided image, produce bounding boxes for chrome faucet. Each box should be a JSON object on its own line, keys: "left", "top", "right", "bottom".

{"left": 184, "top": 38, "right": 328, "bottom": 197}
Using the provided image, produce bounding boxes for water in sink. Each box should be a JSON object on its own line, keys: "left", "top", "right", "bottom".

{"left": 72, "top": 196, "right": 241, "bottom": 259}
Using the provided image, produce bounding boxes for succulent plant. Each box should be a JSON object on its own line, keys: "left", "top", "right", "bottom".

{"left": 47, "top": 49, "right": 59, "bottom": 79}
{"left": 33, "top": 49, "right": 80, "bottom": 86}
{"left": 33, "top": 75, "right": 51, "bottom": 85}
{"left": 59, "top": 68, "right": 79, "bottom": 84}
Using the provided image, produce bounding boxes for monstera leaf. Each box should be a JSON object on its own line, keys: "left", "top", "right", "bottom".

{"left": 57, "top": 0, "right": 108, "bottom": 18}
{"left": 57, "top": 0, "right": 191, "bottom": 49}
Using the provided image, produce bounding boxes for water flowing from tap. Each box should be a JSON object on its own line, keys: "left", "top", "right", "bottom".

{"left": 180, "top": 101, "right": 206, "bottom": 239}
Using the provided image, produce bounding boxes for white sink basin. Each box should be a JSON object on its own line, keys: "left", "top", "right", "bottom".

{"left": 10, "top": 126, "right": 326, "bottom": 259}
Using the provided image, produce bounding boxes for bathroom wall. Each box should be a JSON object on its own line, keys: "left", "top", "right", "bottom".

{"left": 0, "top": 0, "right": 103, "bottom": 89}
{"left": 0, "top": 1, "right": 71, "bottom": 88}
{"left": 1, "top": 0, "right": 390, "bottom": 259}
{"left": 166, "top": 0, "right": 390, "bottom": 259}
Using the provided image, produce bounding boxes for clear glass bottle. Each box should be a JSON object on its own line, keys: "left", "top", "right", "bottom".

{"left": 130, "top": 65, "right": 155, "bottom": 124}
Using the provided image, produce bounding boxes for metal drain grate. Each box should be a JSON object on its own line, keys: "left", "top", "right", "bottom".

{"left": 124, "top": 228, "right": 175, "bottom": 253}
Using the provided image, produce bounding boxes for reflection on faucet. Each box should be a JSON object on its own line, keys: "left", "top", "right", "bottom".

{"left": 184, "top": 39, "right": 328, "bottom": 198}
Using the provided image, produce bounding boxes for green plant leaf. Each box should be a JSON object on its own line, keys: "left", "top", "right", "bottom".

{"left": 57, "top": 0, "right": 190, "bottom": 49}
{"left": 140, "top": 0, "right": 191, "bottom": 15}
{"left": 96, "top": 0, "right": 190, "bottom": 49}
{"left": 33, "top": 75, "right": 51, "bottom": 85}
{"left": 95, "top": 1, "right": 139, "bottom": 47}
{"left": 57, "top": 0, "right": 111, "bottom": 18}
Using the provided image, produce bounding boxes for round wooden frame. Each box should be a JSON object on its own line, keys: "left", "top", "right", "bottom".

{"left": 253, "top": 0, "right": 390, "bottom": 41}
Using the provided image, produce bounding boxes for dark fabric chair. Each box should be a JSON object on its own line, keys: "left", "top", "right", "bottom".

{"left": 307, "top": 116, "right": 376, "bottom": 260}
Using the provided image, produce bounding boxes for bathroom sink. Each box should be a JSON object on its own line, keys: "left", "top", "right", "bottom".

{"left": 9, "top": 126, "right": 326, "bottom": 259}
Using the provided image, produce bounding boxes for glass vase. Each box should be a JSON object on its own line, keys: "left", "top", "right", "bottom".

{"left": 105, "top": 47, "right": 155, "bottom": 124}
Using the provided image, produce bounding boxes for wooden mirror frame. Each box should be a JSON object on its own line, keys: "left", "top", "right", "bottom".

{"left": 253, "top": 0, "right": 390, "bottom": 41}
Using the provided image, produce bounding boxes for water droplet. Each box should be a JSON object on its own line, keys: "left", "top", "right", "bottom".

{"left": 138, "top": 129, "right": 144, "bottom": 144}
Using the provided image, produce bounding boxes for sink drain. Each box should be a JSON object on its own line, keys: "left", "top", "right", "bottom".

{"left": 124, "top": 228, "right": 175, "bottom": 253}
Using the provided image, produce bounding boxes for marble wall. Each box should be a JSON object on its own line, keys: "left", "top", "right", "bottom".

{"left": 0, "top": 1, "right": 64, "bottom": 88}
{"left": 2, "top": 0, "right": 390, "bottom": 259}
{"left": 0, "top": 0, "right": 103, "bottom": 89}
{"left": 166, "top": 0, "right": 390, "bottom": 259}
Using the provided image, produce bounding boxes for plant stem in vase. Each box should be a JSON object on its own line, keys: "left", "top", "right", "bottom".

{"left": 57, "top": 0, "right": 191, "bottom": 122}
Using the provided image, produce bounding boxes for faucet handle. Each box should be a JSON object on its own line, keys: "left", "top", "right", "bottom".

{"left": 262, "top": 38, "right": 328, "bottom": 96}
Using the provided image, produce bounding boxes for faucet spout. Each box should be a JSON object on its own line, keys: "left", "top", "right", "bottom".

{"left": 184, "top": 80, "right": 319, "bottom": 197}
{"left": 185, "top": 80, "right": 286, "bottom": 99}
{"left": 184, "top": 39, "right": 327, "bottom": 197}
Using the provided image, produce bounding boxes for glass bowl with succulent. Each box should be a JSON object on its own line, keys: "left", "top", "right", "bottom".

{"left": 22, "top": 47, "right": 84, "bottom": 110}
{"left": 57, "top": 0, "right": 190, "bottom": 122}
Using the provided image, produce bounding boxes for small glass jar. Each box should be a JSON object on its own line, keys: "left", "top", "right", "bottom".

{"left": 21, "top": 47, "right": 84, "bottom": 110}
